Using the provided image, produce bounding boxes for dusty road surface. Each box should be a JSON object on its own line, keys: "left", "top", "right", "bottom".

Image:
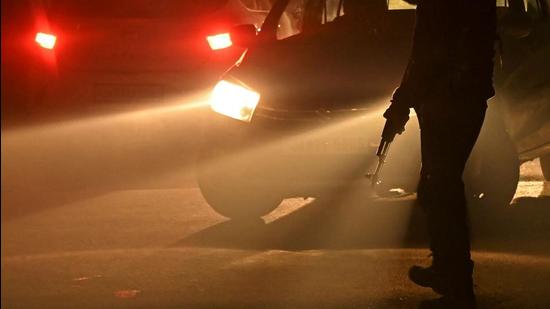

{"left": 2, "top": 106, "right": 550, "bottom": 308}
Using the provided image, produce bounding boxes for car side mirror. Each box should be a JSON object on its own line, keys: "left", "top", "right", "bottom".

{"left": 230, "top": 24, "right": 258, "bottom": 48}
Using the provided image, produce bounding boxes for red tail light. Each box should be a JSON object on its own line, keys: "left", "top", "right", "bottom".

{"left": 35, "top": 32, "right": 57, "bottom": 50}
{"left": 206, "top": 33, "right": 232, "bottom": 50}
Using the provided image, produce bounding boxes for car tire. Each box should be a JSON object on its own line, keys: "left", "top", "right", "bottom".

{"left": 464, "top": 107, "right": 520, "bottom": 208}
{"left": 540, "top": 155, "right": 550, "bottom": 181}
{"left": 197, "top": 148, "right": 282, "bottom": 220}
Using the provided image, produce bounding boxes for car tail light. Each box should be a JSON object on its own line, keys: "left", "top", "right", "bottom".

{"left": 206, "top": 33, "right": 232, "bottom": 50}
{"left": 35, "top": 32, "right": 57, "bottom": 50}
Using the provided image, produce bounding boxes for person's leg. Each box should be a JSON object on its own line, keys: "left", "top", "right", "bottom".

{"left": 411, "top": 102, "right": 486, "bottom": 302}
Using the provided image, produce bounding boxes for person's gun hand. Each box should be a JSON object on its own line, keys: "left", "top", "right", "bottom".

{"left": 382, "top": 104, "right": 410, "bottom": 142}
{"left": 367, "top": 91, "right": 410, "bottom": 187}
{"left": 367, "top": 103, "right": 409, "bottom": 187}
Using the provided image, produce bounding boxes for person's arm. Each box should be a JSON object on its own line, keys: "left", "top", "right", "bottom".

{"left": 382, "top": 1, "right": 432, "bottom": 135}
{"left": 389, "top": 0, "right": 432, "bottom": 111}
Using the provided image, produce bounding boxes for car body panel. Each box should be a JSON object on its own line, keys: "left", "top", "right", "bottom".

{"left": 497, "top": 21, "right": 550, "bottom": 160}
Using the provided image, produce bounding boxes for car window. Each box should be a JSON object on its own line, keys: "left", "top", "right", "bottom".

{"left": 273, "top": 0, "right": 419, "bottom": 39}
{"left": 388, "top": 0, "right": 416, "bottom": 10}
{"left": 240, "top": 0, "right": 274, "bottom": 11}
{"left": 287, "top": 0, "right": 411, "bottom": 35}
{"left": 280, "top": 0, "right": 341, "bottom": 37}
{"left": 277, "top": 0, "right": 524, "bottom": 39}
{"left": 275, "top": 0, "right": 310, "bottom": 39}
{"left": 388, "top": 0, "right": 513, "bottom": 10}
{"left": 387, "top": 0, "right": 514, "bottom": 10}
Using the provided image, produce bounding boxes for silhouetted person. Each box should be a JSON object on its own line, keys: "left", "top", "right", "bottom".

{"left": 383, "top": 0, "right": 497, "bottom": 308}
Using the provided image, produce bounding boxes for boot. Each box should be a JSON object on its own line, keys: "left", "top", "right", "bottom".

{"left": 409, "top": 264, "right": 448, "bottom": 295}
{"left": 418, "top": 293, "right": 477, "bottom": 309}
{"left": 409, "top": 259, "right": 474, "bottom": 296}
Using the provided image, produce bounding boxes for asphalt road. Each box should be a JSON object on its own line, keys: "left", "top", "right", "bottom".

{"left": 2, "top": 106, "right": 550, "bottom": 308}
{"left": 2, "top": 182, "right": 550, "bottom": 309}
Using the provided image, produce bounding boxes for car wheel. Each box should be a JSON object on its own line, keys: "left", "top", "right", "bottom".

{"left": 197, "top": 148, "right": 282, "bottom": 220}
{"left": 541, "top": 155, "right": 550, "bottom": 181}
{"left": 464, "top": 107, "right": 520, "bottom": 208}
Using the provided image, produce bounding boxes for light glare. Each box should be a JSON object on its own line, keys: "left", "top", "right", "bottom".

{"left": 35, "top": 32, "right": 57, "bottom": 50}
{"left": 207, "top": 33, "right": 233, "bottom": 50}
{"left": 210, "top": 80, "right": 260, "bottom": 122}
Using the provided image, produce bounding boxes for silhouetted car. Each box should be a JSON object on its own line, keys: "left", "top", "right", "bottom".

{"left": 198, "top": 0, "right": 545, "bottom": 220}
{"left": 1, "top": 0, "right": 270, "bottom": 124}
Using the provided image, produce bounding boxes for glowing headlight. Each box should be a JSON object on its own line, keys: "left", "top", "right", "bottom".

{"left": 210, "top": 80, "right": 260, "bottom": 123}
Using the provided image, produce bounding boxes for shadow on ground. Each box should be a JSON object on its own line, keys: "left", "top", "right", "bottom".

{"left": 176, "top": 191, "right": 550, "bottom": 253}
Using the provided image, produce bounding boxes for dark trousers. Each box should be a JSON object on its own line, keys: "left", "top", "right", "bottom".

{"left": 416, "top": 100, "right": 486, "bottom": 272}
